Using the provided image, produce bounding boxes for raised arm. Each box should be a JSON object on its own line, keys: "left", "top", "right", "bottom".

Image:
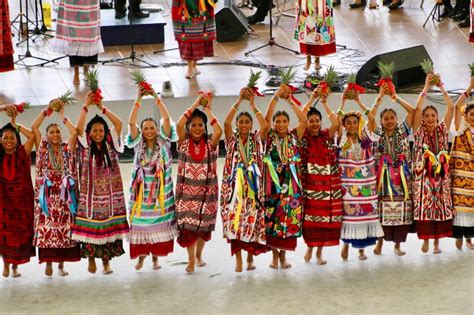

{"left": 287, "top": 98, "right": 308, "bottom": 140}
{"left": 355, "top": 96, "right": 375, "bottom": 132}
{"left": 439, "top": 79, "right": 454, "bottom": 131}
{"left": 454, "top": 77, "right": 474, "bottom": 131}
{"left": 177, "top": 95, "right": 202, "bottom": 145}
{"left": 224, "top": 93, "right": 243, "bottom": 142}
{"left": 302, "top": 90, "right": 317, "bottom": 115}
{"left": 392, "top": 91, "right": 416, "bottom": 129}
{"left": 264, "top": 87, "right": 285, "bottom": 138}
{"left": 248, "top": 94, "right": 268, "bottom": 139}
{"left": 57, "top": 107, "right": 78, "bottom": 152}
{"left": 97, "top": 102, "right": 122, "bottom": 136}
{"left": 320, "top": 99, "right": 339, "bottom": 138}
{"left": 31, "top": 108, "right": 47, "bottom": 149}
{"left": 10, "top": 112, "right": 35, "bottom": 155}
{"left": 155, "top": 94, "right": 171, "bottom": 139}
{"left": 76, "top": 92, "right": 95, "bottom": 136}
{"left": 412, "top": 74, "right": 432, "bottom": 132}
{"left": 128, "top": 88, "right": 143, "bottom": 141}
{"left": 203, "top": 101, "right": 222, "bottom": 148}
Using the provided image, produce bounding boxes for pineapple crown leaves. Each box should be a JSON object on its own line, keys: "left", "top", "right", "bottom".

{"left": 420, "top": 58, "right": 434, "bottom": 75}
{"left": 468, "top": 62, "right": 474, "bottom": 76}
{"left": 346, "top": 72, "right": 357, "bottom": 84}
{"left": 279, "top": 67, "right": 297, "bottom": 85}
{"left": 377, "top": 61, "right": 395, "bottom": 78}
{"left": 130, "top": 69, "right": 147, "bottom": 84}
{"left": 322, "top": 65, "right": 338, "bottom": 86}
{"left": 247, "top": 70, "right": 262, "bottom": 88}
{"left": 58, "top": 90, "right": 76, "bottom": 106}
{"left": 84, "top": 69, "right": 100, "bottom": 92}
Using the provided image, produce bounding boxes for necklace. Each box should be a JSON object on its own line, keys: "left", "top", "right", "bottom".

{"left": 274, "top": 134, "right": 288, "bottom": 164}
{"left": 3, "top": 154, "right": 16, "bottom": 181}
{"left": 238, "top": 135, "right": 250, "bottom": 164}
{"left": 426, "top": 128, "right": 439, "bottom": 154}
{"left": 383, "top": 131, "right": 397, "bottom": 160}
{"left": 189, "top": 138, "right": 206, "bottom": 162}
{"left": 49, "top": 144, "right": 63, "bottom": 170}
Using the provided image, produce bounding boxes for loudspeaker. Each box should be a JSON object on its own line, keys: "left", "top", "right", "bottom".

{"left": 356, "top": 45, "right": 432, "bottom": 89}
{"left": 215, "top": 0, "right": 250, "bottom": 42}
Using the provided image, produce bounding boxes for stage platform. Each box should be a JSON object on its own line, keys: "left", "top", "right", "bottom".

{"left": 100, "top": 9, "right": 166, "bottom": 46}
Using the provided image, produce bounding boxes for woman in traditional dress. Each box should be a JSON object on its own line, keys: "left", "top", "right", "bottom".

{"left": 295, "top": 0, "right": 336, "bottom": 71}
{"left": 450, "top": 78, "right": 474, "bottom": 250}
{"left": 176, "top": 94, "right": 222, "bottom": 273}
{"left": 371, "top": 89, "right": 416, "bottom": 256}
{"left": 221, "top": 89, "right": 268, "bottom": 273}
{"left": 127, "top": 87, "right": 179, "bottom": 271}
{"left": 412, "top": 74, "right": 454, "bottom": 254}
{"left": 171, "top": 0, "right": 216, "bottom": 79}
{"left": 337, "top": 96, "right": 384, "bottom": 260}
{"left": 72, "top": 92, "right": 129, "bottom": 274}
{"left": 300, "top": 92, "right": 342, "bottom": 265}
{"left": 0, "top": 106, "right": 35, "bottom": 278}
{"left": 0, "top": 0, "right": 14, "bottom": 72}
{"left": 49, "top": 0, "right": 103, "bottom": 85}
{"left": 30, "top": 104, "right": 81, "bottom": 277}
{"left": 262, "top": 87, "right": 307, "bottom": 269}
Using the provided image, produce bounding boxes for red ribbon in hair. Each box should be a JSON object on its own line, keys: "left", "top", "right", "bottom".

{"left": 287, "top": 85, "right": 301, "bottom": 106}
{"left": 347, "top": 83, "right": 366, "bottom": 94}
{"left": 251, "top": 87, "right": 264, "bottom": 97}
{"left": 93, "top": 88, "right": 103, "bottom": 104}
{"left": 376, "top": 78, "right": 396, "bottom": 94}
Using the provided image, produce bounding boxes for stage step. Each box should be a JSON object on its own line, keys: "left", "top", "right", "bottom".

{"left": 100, "top": 9, "right": 166, "bottom": 46}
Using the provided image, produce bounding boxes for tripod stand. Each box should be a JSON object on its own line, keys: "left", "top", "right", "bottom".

{"left": 14, "top": 0, "right": 58, "bottom": 67}
{"left": 30, "top": 0, "right": 54, "bottom": 42}
{"left": 244, "top": 1, "right": 299, "bottom": 56}
{"left": 10, "top": 0, "right": 37, "bottom": 43}
{"left": 423, "top": 1, "right": 444, "bottom": 27}
{"left": 102, "top": 15, "right": 157, "bottom": 67}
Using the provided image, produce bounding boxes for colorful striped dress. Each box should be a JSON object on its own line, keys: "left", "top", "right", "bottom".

{"left": 126, "top": 122, "right": 179, "bottom": 259}
{"left": 49, "top": 0, "right": 104, "bottom": 66}
{"left": 0, "top": 0, "right": 14, "bottom": 72}
{"left": 171, "top": 0, "right": 216, "bottom": 60}
{"left": 33, "top": 139, "right": 80, "bottom": 263}
{"left": 0, "top": 145, "right": 35, "bottom": 264}
{"left": 449, "top": 126, "right": 474, "bottom": 239}
{"left": 221, "top": 130, "right": 267, "bottom": 256}
{"left": 71, "top": 128, "right": 129, "bottom": 259}
{"left": 175, "top": 137, "right": 219, "bottom": 247}
{"left": 413, "top": 122, "right": 453, "bottom": 239}
{"left": 295, "top": 0, "right": 337, "bottom": 56}
{"left": 300, "top": 129, "right": 342, "bottom": 247}
{"left": 263, "top": 129, "right": 304, "bottom": 251}
{"left": 373, "top": 121, "right": 414, "bottom": 243}
{"left": 338, "top": 128, "right": 384, "bottom": 248}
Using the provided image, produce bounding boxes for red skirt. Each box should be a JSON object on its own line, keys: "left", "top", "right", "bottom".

{"left": 178, "top": 41, "right": 214, "bottom": 61}
{"left": 266, "top": 235, "right": 297, "bottom": 251}
{"left": 130, "top": 241, "right": 174, "bottom": 259}
{"left": 229, "top": 240, "right": 268, "bottom": 256}
{"left": 300, "top": 42, "right": 336, "bottom": 57}
{"left": 303, "top": 228, "right": 340, "bottom": 247}
{"left": 0, "top": 55, "right": 13, "bottom": 72}
{"left": 382, "top": 225, "right": 411, "bottom": 243}
{"left": 177, "top": 229, "right": 212, "bottom": 248}
{"left": 416, "top": 220, "right": 453, "bottom": 239}
{"left": 38, "top": 246, "right": 81, "bottom": 264}
{"left": 0, "top": 244, "right": 35, "bottom": 265}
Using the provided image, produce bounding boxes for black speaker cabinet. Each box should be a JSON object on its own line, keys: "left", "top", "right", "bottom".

{"left": 356, "top": 45, "right": 432, "bottom": 89}
{"left": 215, "top": 0, "right": 250, "bottom": 42}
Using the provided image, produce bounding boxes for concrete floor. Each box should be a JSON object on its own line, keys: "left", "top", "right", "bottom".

{"left": 1, "top": 161, "right": 473, "bottom": 314}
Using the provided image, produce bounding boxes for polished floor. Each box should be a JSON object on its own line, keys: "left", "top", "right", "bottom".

{"left": 0, "top": 0, "right": 473, "bottom": 106}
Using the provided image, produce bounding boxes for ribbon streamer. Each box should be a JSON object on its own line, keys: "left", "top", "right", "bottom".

{"left": 39, "top": 177, "right": 53, "bottom": 216}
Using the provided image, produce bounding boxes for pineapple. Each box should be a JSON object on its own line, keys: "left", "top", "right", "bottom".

{"left": 84, "top": 68, "right": 99, "bottom": 92}
{"left": 279, "top": 67, "right": 297, "bottom": 99}
{"left": 314, "top": 65, "right": 338, "bottom": 99}
{"left": 5, "top": 102, "right": 30, "bottom": 117}
{"left": 343, "top": 73, "right": 360, "bottom": 100}
{"left": 377, "top": 61, "right": 396, "bottom": 96}
{"left": 420, "top": 59, "right": 440, "bottom": 86}
{"left": 199, "top": 90, "right": 214, "bottom": 107}
{"left": 469, "top": 62, "right": 474, "bottom": 77}
{"left": 241, "top": 70, "right": 262, "bottom": 100}
{"left": 131, "top": 69, "right": 154, "bottom": 96}
{"left": 49, "top": 91, "right": 76, "bottom": 112}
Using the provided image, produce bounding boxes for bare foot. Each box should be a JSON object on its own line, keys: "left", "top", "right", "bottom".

{"left": 269, "top": 250, "right": 279, "bottom": 269}
{"left": 152, "top": 256, "right": 161, "bottom": 270}
{"left": 235, "top": 252, "right": 243, "bottom": 273}
{"left": 304, "top": 247, "right": 313, "bottom": 263}
{"left": 193, "top": 67, "right": 201, "bottom": 76}
{"left": 196, "top": 256, "right": 206, "bottom": 267}
{"left": 394, "top": 245, "right": 406, "bottom": 256}
{"left": 185, "top": 262, "right": 195, "bottom": 274}
{"left": 466, "top": 239, "right": 474, "bottom": 250}
{"left": 88, "top": 257, "right": 97, "bottom": 274}
{"left": 314, "top": 57, "right": 322, "bottom": 71}
{"left": 358, "top": 249, "right": 367, "bottom": 260}
{"left": 341, "top": 244, "right": 349, "bottom": 261}
{"left": 45, "top": 262, "right": 53, "bottom": 277}
{"left": 279, "top": 251, "right": 292, "bottom": 269}
{"left": 11, "top": 265, "right": 21, "bottom": 278}
{"left": 58, "top": 262, "right": 69, "bottom": 277}
{"left": 73, "top": 66, "right": 80, "bottom": 85}
{"left": 421, "top": 240, "right": 429, "bottom": 253}
{"left": 455, "top": 239, "right": 463, "bottom": 250}
{"left": 102, "top": 259, "right": 113, "bottom": 275}
{"left": 246, "top": 255, "right": 256, "bottom": 271}
{"left": 2, "top": 263, "right": 9, "bottom": 278}
{"left": 374, "top": 239, "right": 383, "bottom": 255}
{"left": 316, "top": 247, "right": 327, "bottom": 265}
{"left": 433, "top": 239, "right": 441, "bottom": 254}
{"left": 135, "top": 256, "right": 146, "bottom": 271}
{"left": 303, "top": 55, "right": 311, "bottom": 71}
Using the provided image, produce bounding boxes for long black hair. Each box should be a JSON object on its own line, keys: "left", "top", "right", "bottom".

{"left": 0, "top": 123, "right": 22, "bottom": 163}
{"left": 307, "top": 107, "right": 322, "bottom": 120}
{"left": 186, "top": 108, "right": 209, "bottom": 140}
{"left": 86, "top": 115, "right": 112, "bottom": 168}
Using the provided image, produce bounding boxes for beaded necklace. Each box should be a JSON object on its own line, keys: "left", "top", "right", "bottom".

{"left": 238, "top": 134, "right": 251, "bottom": 164}
{"left": 273, "top": 133, "right": 289, "bottom": 164}
{"left": 48, "top": 144, "right": 63, "bottom": 170}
